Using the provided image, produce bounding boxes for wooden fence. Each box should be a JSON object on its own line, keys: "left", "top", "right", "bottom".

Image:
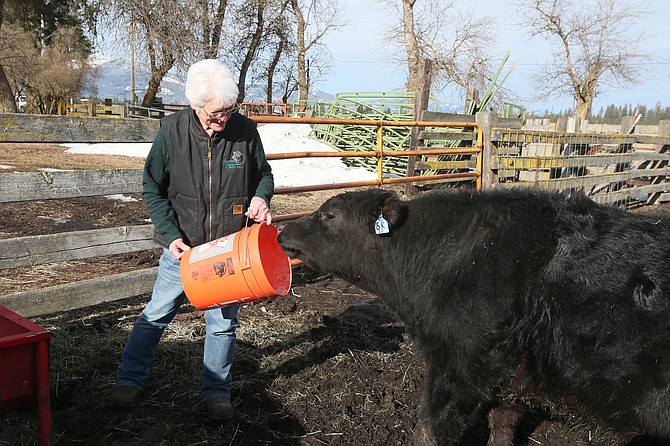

{"left": 1, "top": 112, "right": 670, "bottom": 317}
{"left": 0, "top": 115, "right": 160, "bottom": 317}
{"left": 413, "top": 112, "right": 670, "bottom": 206}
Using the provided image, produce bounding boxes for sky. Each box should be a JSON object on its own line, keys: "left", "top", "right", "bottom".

{"left": 314, "top": 0, "right": 670, "bottom": 114}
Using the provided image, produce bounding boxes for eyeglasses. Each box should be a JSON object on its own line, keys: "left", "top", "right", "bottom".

{"left": 200, "top": 104, "right": 239, "bottom": 120}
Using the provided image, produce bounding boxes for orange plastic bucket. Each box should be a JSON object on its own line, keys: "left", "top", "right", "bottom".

{"left": 180, "top": 223, "right": 292, "bottom": 310}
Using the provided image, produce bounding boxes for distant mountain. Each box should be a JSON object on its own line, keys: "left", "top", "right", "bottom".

{"left": 85, "top": 53, "right": 460, "bottom": 113}
{"left": 86, "top": 53, "right": 335, "bottom": 105}
{"left": 84, "top": 53, "right": 187, "bottom": 103}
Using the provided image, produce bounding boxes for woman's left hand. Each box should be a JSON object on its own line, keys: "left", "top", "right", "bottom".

{"left": 246, "top": 197, "right": 272, "bottom": 224}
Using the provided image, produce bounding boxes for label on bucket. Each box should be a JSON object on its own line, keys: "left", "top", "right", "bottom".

{"left": 187, "top": 233, "right": 237, "bottom": 263}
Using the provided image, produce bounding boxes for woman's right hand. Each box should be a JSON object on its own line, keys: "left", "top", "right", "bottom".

{"left": 169, "top": 237, "right": 191, "bottom": 260}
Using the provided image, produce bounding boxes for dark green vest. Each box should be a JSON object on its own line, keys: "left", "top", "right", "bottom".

{"left": 161, "top": 108, "right": 260, "bottom": 247}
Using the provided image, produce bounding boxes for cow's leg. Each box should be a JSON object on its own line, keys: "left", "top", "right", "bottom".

{"left": 487, "top": 405, "right": 525, "bottom": 446}
{"left": 417, "top": 373, "right": 488, "bottom": 446}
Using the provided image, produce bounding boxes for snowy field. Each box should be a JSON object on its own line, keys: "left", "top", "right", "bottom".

{"left": 61, "top": 123, "right": 376, "bottom": 187}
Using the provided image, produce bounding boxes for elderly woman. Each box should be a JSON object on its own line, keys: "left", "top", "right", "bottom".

{"left": 109, "top": 59, "right": 274, "bottom": 421}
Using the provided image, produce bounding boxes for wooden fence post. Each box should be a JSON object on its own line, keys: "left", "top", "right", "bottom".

{"left": 405, "top": 58, "right": 433, "bottom": 196}
{"left": 556, "top": 117, "right": 567, "bottom": 133}
{"left": 476, "top": 111, "right": 497, "bottom": 190}
{"left": 648, "top": 120, "right": 670, "bottom": 204}
{"left": 659, "top": 120, "right": 670, "bottom": 139}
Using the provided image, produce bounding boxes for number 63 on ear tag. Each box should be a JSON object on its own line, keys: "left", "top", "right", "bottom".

{"left": 375, "top": 214, "right": 390, "bottom": 235}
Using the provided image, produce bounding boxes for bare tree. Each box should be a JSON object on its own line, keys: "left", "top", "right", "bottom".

{"left": 287, "top": 0, "right": 340, "bottom": 102}
{"left": 98, "top": 0, "right": 229, "bottom": 107}
{"left": 197, "top": 0, "right": 229, "bottom": 59}
{"left": 516, "top": 0, "right": 651, "bottom": 119}
{"left": 263, "top": 0, "right": 293, "bottom": 103}
{"left": 400, "top": 0, "right": 421, "bottom": 94}
{"left": 217, "top": 0, "right": 290, "bottom": 103}
{"left": 229, "top": 0, "right": 267, "bottom": 103}
{"left": 128, "top": 0, "right": 190, "bottom": 107}
{"left": 389, "top": 0, "right": 493, "bottom": 109}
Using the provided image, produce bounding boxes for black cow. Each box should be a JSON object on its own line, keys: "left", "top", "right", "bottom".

{"left": 278, "top": 187, "right": 670, "bottom": 445}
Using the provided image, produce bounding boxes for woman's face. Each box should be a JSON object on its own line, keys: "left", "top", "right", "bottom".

{"left": 193, "top": 99, "right": 239, "bottom": 134}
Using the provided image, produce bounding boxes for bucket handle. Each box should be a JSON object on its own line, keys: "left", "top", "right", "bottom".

{"left": 242, "top": 215, "right": 252, "bottom": 267}
{"left": 241, "top": 216, "right": 268, "bottom": 268}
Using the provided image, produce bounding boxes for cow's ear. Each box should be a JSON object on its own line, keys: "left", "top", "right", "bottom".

{"left": 364, "top": 189, "right": 403, "bottom": 231}
{"left": 380, "top": 192, "right": 402, "bottom": 227}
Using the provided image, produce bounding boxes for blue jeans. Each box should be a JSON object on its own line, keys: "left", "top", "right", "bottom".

{"left": 116, "top": 248, "right": 239, "bottom": 400}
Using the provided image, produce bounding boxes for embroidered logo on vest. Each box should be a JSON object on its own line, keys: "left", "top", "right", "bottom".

{"left": 232, "top": 151, "right": 245, "bottom": 165}
{"left": 223, "top": 151, "right": 245, "bottom": 169}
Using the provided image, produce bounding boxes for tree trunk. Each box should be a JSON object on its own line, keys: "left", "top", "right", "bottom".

{"left": 573, "top": 99, "right": 592, "bottom": 120}
{"left": 402, "top": 0, "right": 420, "bottom": 94}
{"left": 289, "top": 0, "right": 308, "bottom": 102}
{"left": 141, "top": 75, "right": 164, "bottom": 108}
{"left": 200, "top": 0, "right": 229, "bottom": 59}
{"left": 237, "top": 0, "right": 266, "bottom": 103}
{"left": 266, "top": 32, "right": 286, "bottom": 103}
{"left": 140, "top": 44, "right": 174, "bottom": 108}
{"left": 0, "top": 64, "right": 17, "bottom": 113}
{"left": 0, "top": 0, "right": 16, "bottom": 113}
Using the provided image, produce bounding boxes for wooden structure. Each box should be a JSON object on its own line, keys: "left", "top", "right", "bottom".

{"left": 0, "top": 113, "right": 480, "bottom": 317}
{"left": 0, "top": 115, "right": 160, "bottom": 317}
{"left": 0, "top": 112, "right": 669, "bottom": 316}
{"left": 410, "top": 112, "right": 670, "bottom": 206}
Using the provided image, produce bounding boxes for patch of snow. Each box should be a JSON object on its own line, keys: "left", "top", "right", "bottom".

{"left": 63, "top": 143, "right": 151, "bottom": 157}
{"left": 258, "top": 123, "right": 377, "bottom": 187}
{"left": 58, "top": 123, "right": 377, "bottom": 188}
{"left": 105, "top": 194, "right": 139, "bottom": 202}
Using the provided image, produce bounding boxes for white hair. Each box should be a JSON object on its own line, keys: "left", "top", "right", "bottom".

{"left": 185, "top": 59, "right": 239, "bottom": 108}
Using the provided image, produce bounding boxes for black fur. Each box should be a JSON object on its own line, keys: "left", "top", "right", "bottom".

{"left": 278, "top": 187, "right": 670, "bottom": 445}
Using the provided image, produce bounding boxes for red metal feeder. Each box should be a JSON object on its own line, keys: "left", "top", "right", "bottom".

{"left": 0, "top": 306, "right": 51, "bottom": 446}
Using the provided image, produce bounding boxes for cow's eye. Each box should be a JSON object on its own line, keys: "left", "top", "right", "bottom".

{"left": 321, "top": 212, "right": 335, "bottom": 221}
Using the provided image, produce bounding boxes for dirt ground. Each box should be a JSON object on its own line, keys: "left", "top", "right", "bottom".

{"left": 0, "top": 144, "right": 664, "bottom": 445}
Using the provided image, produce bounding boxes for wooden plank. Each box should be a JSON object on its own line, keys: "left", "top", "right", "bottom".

{"left": 634, "top": 135, "right": 670, "bottom": 146}
{"left": 494, "top": 154, "right": 634, "bottom": 169}
{"left": 633, "top": 151, "right": 670, "bottom": 162}
{"left": 0, "top": 225, "right": 158, "bottom": 268}
{"left": 418, "top": 131, "right": 477, "bottom": 141}
{"left": 420, "top": 111, "right": 480, "bottom": 123}
{"left": 0, "top": 168, "right": 143, "bottom": 202}
{"left": 492, "top": 130, "right": 637, "bottom": 146}
{"left": 416, "top": 160, "right": 477, "bottom": 170}
{"left": 0, "top": 267, "right": 158, "bottom": 317}
{"left": 590, "top": 183, "right": 670, "bottom": 205}
{"left": 406, "top": 58, "right": 433, "bottom": 195}
{"left": 631, "top": 182, "right": 670, "bottom": 196}
{"left": 494, "top": 118, "right": 524, "bottom": 129}
{"left": 0, "top": 113, "right": 160, "bottom": 143}
{"left": 515, "top": 172, "right": 630, "bottom": 189}
{"left": 630, "top": 168, "right": 670, "bottom": 179}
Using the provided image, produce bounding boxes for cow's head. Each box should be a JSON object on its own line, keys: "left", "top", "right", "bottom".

{"left": 278, "top": 188, "right": 404, "bottom": 272}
